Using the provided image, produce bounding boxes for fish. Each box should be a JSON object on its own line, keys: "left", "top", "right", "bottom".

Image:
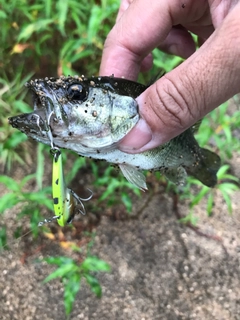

{"left": 8, "top": 75, "right": 221, "bottom": 191}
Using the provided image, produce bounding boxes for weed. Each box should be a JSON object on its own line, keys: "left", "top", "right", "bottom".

{"left": 42, "top": 254, "right": 110, "bottom": 315}
{"left": 173, "top": 102, "right": 240, "bottom": 225}
{"left": 0, "top": 1, "right": 119, "bottom": 316}
{"left": 0, "top": 173, "right": 52, "bottom": 239}
{"left": 91, "top": 163, "right": 141, "bottom": 212}
{"left": 0, "top": 73, "right": 33, "bottom": 171}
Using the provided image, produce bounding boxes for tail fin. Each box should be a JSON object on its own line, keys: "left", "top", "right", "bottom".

{"left": 187, "top": 148, "right": 221, "bottom": 187}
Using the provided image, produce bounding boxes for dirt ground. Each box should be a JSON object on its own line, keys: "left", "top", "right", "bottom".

{"left": 0, "top": 152, "right": 240, "bottom": 320}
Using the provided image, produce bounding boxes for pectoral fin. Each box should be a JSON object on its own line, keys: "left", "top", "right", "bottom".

{"left": 119, "top": 163, "right": 148, "bottom": 191}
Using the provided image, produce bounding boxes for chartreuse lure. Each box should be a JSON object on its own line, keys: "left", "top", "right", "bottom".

{"left": 38, "top": 147, "right": 92, "bottom": 227}
{"left": 51, "top": 148, "right": 67, "bottom": 226}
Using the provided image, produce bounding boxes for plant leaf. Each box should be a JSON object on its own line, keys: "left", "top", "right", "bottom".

{"left": 81, "top": 256, "right": 111, "bottom": 272}
{"left": 43, "top": 263, "right": 77, "bottom": 282}
{"left": 63, "top": 274, "right": 81, "bottom": 315}
{"left": 0, "top": 193, "right": 20, "bottom": 213}
{"left": 84, "top": 273, "right": 102, "bottom": 298}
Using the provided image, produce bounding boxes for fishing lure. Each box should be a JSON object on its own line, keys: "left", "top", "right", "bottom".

{"left": 30, "top": 108, "right": 93, "bottom": 227}
{"left": 38, "top": 147, "right": 92, "bottom": 227}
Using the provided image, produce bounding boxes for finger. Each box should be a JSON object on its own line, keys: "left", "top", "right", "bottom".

{"left": 100, "top": 0, "right": 210, "bottom": 79}
{"left": 116, "top": 0, "right": 133, "bottom": 22}
{"left": 119, "top": 4, "right": 240, "bottom": 153}
{"left": 157, "top": 23, "right": 215, "bottom": 58}
{"left": 158, "top": 26, "right": 196, "bottom": 59}
{"left": 140, "top": 53, "right": 153, "bottom": 73}
{"left": 198, "top": 36, "right": 206, "bottom": 47}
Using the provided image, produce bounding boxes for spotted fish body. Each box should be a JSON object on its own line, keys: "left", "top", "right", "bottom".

{"left": 9, "top": 75, "right": 220, "bottom": 190}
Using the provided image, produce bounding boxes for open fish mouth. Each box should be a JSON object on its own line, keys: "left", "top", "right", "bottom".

{"left": 8, "top": 79, "right": 69, "bottom": 146}
{"left": 8, "top": 89, "right": 56, "bottom": 146}
{"left": 9, "top": 109, "right": 53, "bottom": 146}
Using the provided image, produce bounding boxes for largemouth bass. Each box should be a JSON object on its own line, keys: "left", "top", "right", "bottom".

{"left": 9, "top": 75, "right": 220, "bottom": 190}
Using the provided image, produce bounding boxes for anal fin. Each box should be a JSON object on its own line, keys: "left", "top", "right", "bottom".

{"left": 163, "top": 166, "right": 187, "bottom": 186}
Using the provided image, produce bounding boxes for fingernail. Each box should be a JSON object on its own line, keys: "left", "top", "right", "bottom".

{"left": 119, "top": 118, "right": 152, "bottom": 152}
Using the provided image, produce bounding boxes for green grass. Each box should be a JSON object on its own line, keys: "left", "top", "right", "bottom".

{"left": 0, "top": 0, "right": 239, "bottom": 316}
{"left": 175, "top": 102, "right": 240, "bottom": 225}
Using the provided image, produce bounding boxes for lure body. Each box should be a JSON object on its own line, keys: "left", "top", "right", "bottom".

{"left": 52, "top": 149, "right": 67, "bottom": 226}
{"left": 51, "top": 148, "right": 91, "bottom": 226}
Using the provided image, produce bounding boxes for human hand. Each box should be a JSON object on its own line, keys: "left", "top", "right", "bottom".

{"left": 100, "top": 0, "right": 240, "bottom": 153}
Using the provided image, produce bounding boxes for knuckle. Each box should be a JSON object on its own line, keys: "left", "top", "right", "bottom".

{"left": 152, "top": 74, "right": 196, "bottom": 130}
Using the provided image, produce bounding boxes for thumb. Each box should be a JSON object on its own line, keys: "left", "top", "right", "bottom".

{"left": 119, "top": 8, "right": 240, "bottom": 153}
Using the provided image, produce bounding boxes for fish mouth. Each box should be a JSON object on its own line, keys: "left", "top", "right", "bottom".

{"left": 9, "top": 77, "right": 63, "bottom": 142}
{"left": 8, "top": 107, "right": 53, "bottom": 145}
{"left": 9, "top": 79, "right": 71, "bottom": 146}
{"left": 8, "top": 83, "right": 58, "bottom": 145}
{"left": 31, "top": 89, "right": 42, "bottom": 111}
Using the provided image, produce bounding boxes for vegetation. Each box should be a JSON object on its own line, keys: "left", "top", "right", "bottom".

{"left": 0, "top": 0, "right": 239, "bottom": 316}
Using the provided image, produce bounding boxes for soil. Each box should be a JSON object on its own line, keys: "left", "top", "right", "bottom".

{"left": 0, "top": 146, "right": 240, "bottom": 320}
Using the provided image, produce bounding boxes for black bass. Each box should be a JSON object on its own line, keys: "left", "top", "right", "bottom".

{"left": 9, "top": 75, "right": 220, "bottom": 190}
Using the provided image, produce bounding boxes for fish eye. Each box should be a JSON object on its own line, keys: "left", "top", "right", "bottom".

{"left": 67, "top": 84, "right": 87, "bottom": 101}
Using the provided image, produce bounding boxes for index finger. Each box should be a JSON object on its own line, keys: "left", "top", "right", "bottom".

{"left": 99, "top": 0, "right": 208, "bottom": 79}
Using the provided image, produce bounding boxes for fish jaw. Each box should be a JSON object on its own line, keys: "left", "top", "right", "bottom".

{"left": 8, "top": 109, "right": 52, "bottom": 146}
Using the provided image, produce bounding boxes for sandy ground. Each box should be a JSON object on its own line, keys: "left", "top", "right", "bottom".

{"left": 0, "top": 152, "right": 240, "bottom": 320}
